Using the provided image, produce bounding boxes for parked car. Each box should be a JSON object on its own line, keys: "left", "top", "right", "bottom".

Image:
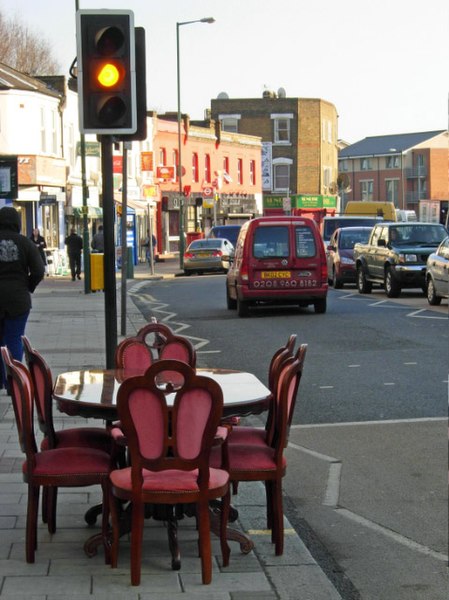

{"left": 183, "top": 238, "right": 234, "bottom": 275}
{"left": 426, "top": 236, "right": 449, "bottom": 305}
{"left": 326, "top": 226, "right": 373, "bottom": 288}
{"left": 321, "top": 215, "right": 384, "bottom": 250}
{"left": 207, "top": 224, "right": 242, "bottom": 247}
{"left": 226, "top": 216, "right": 328, "bottom": 317}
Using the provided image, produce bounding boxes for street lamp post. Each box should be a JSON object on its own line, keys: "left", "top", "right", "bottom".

{"left": 176, "top": 17, "right": 215, "bottom": 269}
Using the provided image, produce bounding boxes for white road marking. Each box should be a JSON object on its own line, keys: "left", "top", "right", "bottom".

{"left": 408, "top": 308, "right": 448, "bottom": 319}
{"left": 348, "top": 364, "right": 360, "bottom": 368}
{"left": 383, "top": 382, "right": 395, "bottom": 386}
{"left": 319, "top": 385, "right": 334, "bottom": 389}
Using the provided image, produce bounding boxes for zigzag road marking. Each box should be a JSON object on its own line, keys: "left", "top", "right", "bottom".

{"left": 129, "top": 290, "right": 211, "bottom": 351}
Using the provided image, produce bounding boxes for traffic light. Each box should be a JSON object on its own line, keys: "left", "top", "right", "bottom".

{"left": 76, "top": 10, "right": 136, "bottom": 134}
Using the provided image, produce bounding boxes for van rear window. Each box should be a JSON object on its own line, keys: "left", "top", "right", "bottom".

{"left": 295, "top": 226, "right": 316, "bottom": 257}
{"left": 253, "top": 226, "right": 289, "bottom": 258}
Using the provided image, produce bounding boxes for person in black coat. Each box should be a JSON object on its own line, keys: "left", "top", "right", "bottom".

{"left": 65, "top": 228, "right": 83, "bottom": 281}
{"left": 0, "top": 206, "right": 44, "bottom": 390}
{"left": 30, "top": 228, "right": 47, "bottom": 274}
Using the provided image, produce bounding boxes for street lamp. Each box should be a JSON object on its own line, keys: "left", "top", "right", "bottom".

{"left": 177, "top": 17, "right": 215, "bottom": 269}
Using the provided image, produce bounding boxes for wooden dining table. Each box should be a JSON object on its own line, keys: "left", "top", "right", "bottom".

{"left": 53, "top": 366, "right": 272, "bottom": 565}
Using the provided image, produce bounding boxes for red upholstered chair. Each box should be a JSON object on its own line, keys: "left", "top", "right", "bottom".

{"left": 211, "top": 345, "right": 307, "bottom": 556}
{"left": 114, "top": 336, "right": 154, "bottom": 373}
{"left": 22, "top": 336, "right": 115, "bottom": 527}
{"left": 109, "top": 359, "right": 230, "bottom": 586}
{"left": 227, "top": 334, "right": 297, "bottom": 449}
{"left": 135, "top": 320, "right": 197, "bottom": 368}
{"left": 1, "top": 346, "right": 111, "bottom": 563}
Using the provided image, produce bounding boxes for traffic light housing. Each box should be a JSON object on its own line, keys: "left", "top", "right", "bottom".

{"left": 76, "top": 10, "right": 136, "bottom": 134}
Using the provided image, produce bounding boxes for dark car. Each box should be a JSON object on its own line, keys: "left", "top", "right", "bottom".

{"left": 426, "top": 236, "right": 449, "bottom": 305}
{"left": 326, "top": 226, "right": 373, "bottom": 288}
{"left": 321, "top": 216, "right": 384, "bottom": 250}
{"left": 183, "top": 238, "right": 234, "bottom": 275}
{"left": 207, "top": 224, "right": 242, "bottom": 247}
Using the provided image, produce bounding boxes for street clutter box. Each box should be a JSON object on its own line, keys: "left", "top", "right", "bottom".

{"left": 90, "top": 253, "right": 104, "bottom": 291}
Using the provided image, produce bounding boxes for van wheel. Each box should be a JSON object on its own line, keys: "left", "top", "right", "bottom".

{"left": 385, "top": 267, "right": 400, "bottom": 298}
{"left": 357, "top": 266, "right": 372, "bottom": 294}
{"left": 226, "top": 286, "right": 237, "bottom": 310}
{"left": 314, "top": 298, "right": 327, "bottom": 314}
{"left": 237, "top": 297, "right": 249, "bottom": 317}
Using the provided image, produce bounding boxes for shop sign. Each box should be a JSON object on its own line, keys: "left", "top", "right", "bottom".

{"left": 76, "top": 141, "right": 101, "bottom": 157}
{"left": 113, "top": 156, "right": 123, "bottom": 174}
{"left": 157, "top": 166, "right": 175, "bottom": 180}
{"left": 0, "top": 156, "right": 18, "bottom": 199}
{"left": 142, "top": 185, "right": 157, "bottom": 198}
{"left": 140, "top": 152, "right": 153, "bottom": 172}
{"left": 18, "top": 155, "right": 66, "bottom": 186}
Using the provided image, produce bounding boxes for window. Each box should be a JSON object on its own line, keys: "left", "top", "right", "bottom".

{"left": 249, "top": 160, "right": 256, "bottom": 185}
{"left": 192, "top": 153, "right": 199, "bottom": 182}
{"left": 40, "top": 108, "right": 46, "bottom": 153}
{"left": 204, "top": 154, "right": 211, "bottom": 182}
{"left": 323, "top": 167, "right": 332, "bottom": 188}
{"left": 172, "top": 149, "right": 178, "bottom": 168}
{"left": 274, "top": 164, "right": 290, "bottom": 191}
{"left": 51, "top": 111, "right": 57, "bottom": 154}
{"left": 386, "top": 179, "right": 399, "bottom": 205}
{"left": 274, "top": 118, "right": 290, "bottom": 143}
{"left": 253, "top": 226, "right": 289, "bottom": 258}
{"left": 340, "top": 159, "right": 349, "bottom": 172}
{"left": 223, "top": 156, "right": 229, "bottom": 174}
{"left": 295, "top": 226, "right": 316, "bottom": 258}
{"left": 159, "top": 148, "right": 166, "bottom": 166}
{"left": 360, "top": 158, "right": 372, "bottom": 170}
{"left": 386, "top": 156, "right": 400, "bottom": 169}
{"left": 219, "top": 114, "right": 240, "bottom": 132}
{"left": 237, "top": 158, "right": 243, "bottom": 184}
{"left": 360, "top": 180, "right": 374, "bottom": 201}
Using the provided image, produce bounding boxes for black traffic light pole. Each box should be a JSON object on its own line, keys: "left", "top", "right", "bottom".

{"left": 100, "top": 135, "right": 117, "bottom": 368}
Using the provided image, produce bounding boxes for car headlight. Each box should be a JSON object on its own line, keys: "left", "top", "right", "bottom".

{"left": 340, "top": 256, "right": 354, "bottom": 265}
{"left": 398, "top": 253, "right": 418, "bottom": 263}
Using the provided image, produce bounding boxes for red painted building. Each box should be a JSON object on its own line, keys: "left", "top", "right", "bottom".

{"left": 153, "top": 114, "right": 262, "bottom": 253}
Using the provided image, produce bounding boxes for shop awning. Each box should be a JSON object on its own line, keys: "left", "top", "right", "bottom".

{"left": 68, "top": 206, "right": 103, "bottom": 218}
{"left": 114, "top": 195, "right": 149, "bottom": 215}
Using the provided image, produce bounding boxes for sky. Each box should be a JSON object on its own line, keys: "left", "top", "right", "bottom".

{"left": 1, "top": 0, "right": 448, "bottom": 143}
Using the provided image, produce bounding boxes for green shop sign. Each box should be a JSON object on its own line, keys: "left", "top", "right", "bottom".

{"left": 263, "top": 195, "right": 337, "bottom": 209}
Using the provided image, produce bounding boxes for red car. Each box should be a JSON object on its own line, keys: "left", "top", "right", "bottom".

{"left": 326, "top": 227, "right": 373, "bottom": 288}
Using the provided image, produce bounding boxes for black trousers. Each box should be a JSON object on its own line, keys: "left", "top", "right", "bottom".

{"left": 68, "top": 253, "right": 81, "bottom": 278}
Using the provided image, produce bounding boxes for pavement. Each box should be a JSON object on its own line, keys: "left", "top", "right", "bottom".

{"left": 0, "top": 255, "right": 344, "bottom": 599}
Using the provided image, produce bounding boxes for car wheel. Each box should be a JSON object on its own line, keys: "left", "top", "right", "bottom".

{"left": 314, "top": 298, "right": 327, "bottom": 314}
{"left": 226, "top": 286, "right": 237, "bottom": 310}
{"left": 357, "top": 265, "right": 372, "bottom": 294}
{"left": 332, "top": 268, "right": 343, "bottom": 289}
{"left": 385, "top": 267, "right": 401, "bottom": 298}
{"left": 426, "top": 278, "right": 441, "bottom": 305}
{"left": 237, "top": 297, "right": 249, "bottom": 317}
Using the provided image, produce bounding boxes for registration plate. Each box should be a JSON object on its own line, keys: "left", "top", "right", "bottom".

{"left": 261, "top": 271, "right": 291, "bottom": 279}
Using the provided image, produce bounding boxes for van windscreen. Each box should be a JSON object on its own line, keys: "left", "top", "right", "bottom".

{"left": 253, "top": 226, "right": 289, "bottom": 258}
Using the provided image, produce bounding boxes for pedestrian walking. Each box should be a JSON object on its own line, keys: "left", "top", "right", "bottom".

{"left": 30, "top": 227, "right": 48, "bottom": 275}
{"left": 142, "top": 229, "right": 157, "bottom": 266}
{"left": 0, "top": 206, "right": 45, "bottom": 391}
{"left": 91, "top": 225, "right": 104, "bottom": 253}
{"left": 65, "top": 228, "right": 83, "bottom": 281}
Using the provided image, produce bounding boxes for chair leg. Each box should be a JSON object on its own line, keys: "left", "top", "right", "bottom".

{"left": 109, "top": 493, "right": 120, "bottom": 569}
{"left": 265, "top": 481, "right": 273, "bottom": 533}
{"left": 42, "top": 487, "right": 48, "bottom": 523}
{"left": 130, "top": 499, "right": 144, "bottom": 586}
{"left": 26, "top": 484, "right": 40, "bottom": 563}
{"left": 101, "top": 480, "right": 111, "bottom": 565}
{"left": 272, "top": 479, "right": 284, "bottom": 556}
{"left": 197, "top": 499, "right": 212, "bottom": 584}
{"left": 220, "top": 488, "right": 231, "bottom": 568}
{"left": 46, "top": 486, "right": 58, "bottom": 534}
{"left": 232, "top": 481, "right": 239, "bottom": 495}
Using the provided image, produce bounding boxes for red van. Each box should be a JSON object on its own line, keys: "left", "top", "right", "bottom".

{"left": 226, "top": 216, "right": 328, "bottom": 317}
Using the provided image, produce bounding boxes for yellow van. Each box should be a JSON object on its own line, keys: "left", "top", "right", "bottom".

{"left": 344, "top": 201, "right": 396, "bottom": 221}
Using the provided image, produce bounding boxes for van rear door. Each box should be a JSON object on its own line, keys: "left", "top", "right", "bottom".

{"left": 248, "top": 221, "right": 323, "bottom": 291}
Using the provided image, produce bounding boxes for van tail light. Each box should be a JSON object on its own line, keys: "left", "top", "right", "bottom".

{"left": 240, "top": 264, "right": 249, "bottom": 281}
{"left": 321, "top": 262, "right": 328, "bottom": 284}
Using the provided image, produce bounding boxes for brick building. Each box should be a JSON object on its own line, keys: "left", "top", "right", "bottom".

{"left": 338, "top": 130, "right": 449, "bottom": 222}
{"left": 210, "top": 91, "right": 339, "bottom": 217}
